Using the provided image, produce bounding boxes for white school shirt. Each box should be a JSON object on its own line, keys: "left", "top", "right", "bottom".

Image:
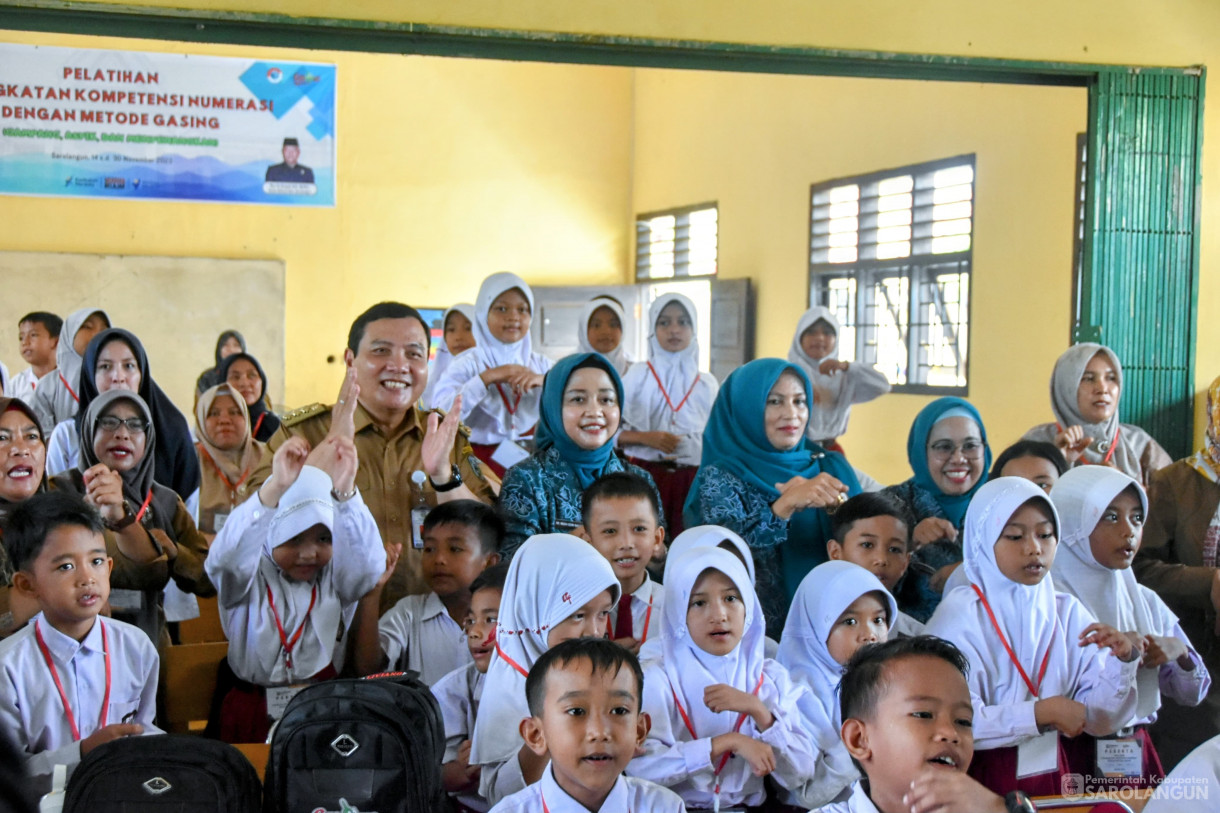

{"left": 45, "top": 419, "right": 79, "bottom": 478}
{"left": 1130, "top": 590, "right": 1210, "bottom": 725}
{"left": 379, "top": 591, "right": 473, "bottom": 686}
{"left": 432, "top": 662, "right": 488, "bottom": 812}
{"left": 7, "top": 366, "right": 42, "bottom": 404}
{"left": 619, "top": 361, "right": 717, "bottom": 468}
{"left": 611, "top": 576, "right": 664, "bottom": 646}
{"left": 204, "top": 484, "right": 385, "bottom": 686}
{"left": 630, "top": 658, "right": 819, "bottom": 809}
{"left": 892, "top": 611, "right": 926, "bottom": 638}
{"left": 431, "top": 349, "right": 552, "bottom": 446}
{"left": 490, "top": 764, "right": 686, "bottom": 813}
{"left": 926, "top": 590, "right": 1140, "bottom": 751}
{"left": 814, "top": 781, "right": 883, "bottom": 813}
{"left": 1144, "top": 733, "right": 1220, "bottom": 813}
{"left": 0, "top": 615, "right": 160, "bottom": 793}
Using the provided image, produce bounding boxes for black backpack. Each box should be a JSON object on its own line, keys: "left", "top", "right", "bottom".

{"left": 262, "top": 673, "right": 447, "bottom": 813}
{"left": 64, "top": 733, "right": 261, "bottom": 812}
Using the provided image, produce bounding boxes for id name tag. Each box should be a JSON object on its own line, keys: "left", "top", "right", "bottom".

{"left": 1096, "top": 735, "right": 1143, "bottom": 778}
{"left": 1016, "top": 730, "right": 1059, "bottom": 778}
{"left": 266, "top": 684, "right": 307, "bottom": 720}
{"left": 491, "top": 440, "right": 530, "bottom": 470}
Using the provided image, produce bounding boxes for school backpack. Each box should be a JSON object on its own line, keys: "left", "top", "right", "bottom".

{"left": 63, "top": 733, "right": 261, "bottom": 813}
{"left": 262, "top": 672, "right": 447, "bottom": 813}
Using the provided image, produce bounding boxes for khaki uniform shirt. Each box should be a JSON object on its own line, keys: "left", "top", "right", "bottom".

{"left": 248, "top": 402, "right": 499, "bottom": 607}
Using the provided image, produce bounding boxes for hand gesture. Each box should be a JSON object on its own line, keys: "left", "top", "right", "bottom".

{"left": 505, "top": 366, "right": 544, "bottom": 395}
{"left": 1080, "top": 622, "right": 1141, "bottom": 662}
{"left": 1034, "top": 695, "right": 1087, "bottom": 737}
{"left": 704, "top": 683, "right": 756, "bottom": 716}
{"left": 328, "top": 368, "right": 360, "bottom": 442}
{"left": 80, "top": 722, "right": 143, "bottom": 755}
{"left": 913, "top": 517, "right": 958, "bottom": 548}
{"left": 904, "top": 769, "right": 1007, "bottom": 813}
{"left": 1054, "top": 425, "right": 1093, "bottom": 464}
{"left": 422, "top": 395, "right": 463, "bottom": 482}
{"left": 1141, "top": 634, "right": 1187, "bottom": 668}
{"left": 818, "top": 359, "right": 849, "bottom": 376}
{"left": 376, "top": 542, "right": 402, "bottom": 590}
{"left": 773, "top": 473, "right": 848, "bottom": 519}
{"left": 81, "top": 463, "right": 127, "bottom": 523}
{"left": 647, "top": 431, "right": 682, "bottom": 455}
{"left": 457, "top": 740, "right": 480, "bottom": 782}
{"left": 261, "top": 436, "right": 311, "bottom": 507}
{"left": 731, "top": 735, "right": 776, "bottom": 777}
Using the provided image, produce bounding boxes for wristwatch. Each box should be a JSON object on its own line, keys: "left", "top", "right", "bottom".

{"left": 105, "top": 500, "right": 138, "bottom": 531}
{"left": 1005, "top": 790, "right": 1037, "bottom": 813}
{"left": 428, "top": 464, "right": 463, "bottom": 493}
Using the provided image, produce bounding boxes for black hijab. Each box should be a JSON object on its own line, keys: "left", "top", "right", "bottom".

{"left": 219, "top": 352, "right": 280, "bottom": 442}
{"left": 76, "top": 328, "right": 201, "bottom": 502}
{"left": 195, "top": 329, "right": 246, "bottom": 394}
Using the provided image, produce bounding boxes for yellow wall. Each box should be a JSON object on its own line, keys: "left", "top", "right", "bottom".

{"left": 54, "top": 0, "right": 1219, "bottom": 446}
{"left": 0, "top": 29, "right": 634, "bottom": 407}
{"left": 632, "top": 70, "right": 1085, "bottom": 482}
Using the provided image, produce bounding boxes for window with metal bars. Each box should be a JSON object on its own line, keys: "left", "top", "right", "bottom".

{"left": 809, "top": 155, "right": 975, "bottom": 394}
{"left": 635, "top": 203, "right": 718, "bottom": 280}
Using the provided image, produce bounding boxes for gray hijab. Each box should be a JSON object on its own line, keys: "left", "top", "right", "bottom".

{"left": 1047, "top": 343, "right": 1145, "bottom": 474}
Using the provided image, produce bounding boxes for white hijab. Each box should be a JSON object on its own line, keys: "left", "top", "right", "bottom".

{"left": 1050, "top": 466, "right": 1161, "bottom": 722}
{"left": 659, "top": 547, "right": 766, "bottom": 745}
{"left": 576, "top": 297, "right": 632, "bottom": 376}
{"left": 469, "top": 533, "right": 620, "bottom": 765}
{"left": 930, "top": 477, "right": 1066, "bottom": 704}
{"left": 424, "top": 304, "right": 475, "bottom": 409}
{"left": 60, "top": 307, "right": 108, "bottom": 397}
{"left": 623, "top": 293, "right": 707, "bottom": 429}
{"left": 787, "top": 307, "right": 851, "bottom": 440}
{"left": 470, "top": 272, "right": 536, "bottom": 369}
{"left": 776, "top": 561, "right": 897, "bottom": 728}
{"left": 664, "top": 525, "right": 755, "bottom": 585}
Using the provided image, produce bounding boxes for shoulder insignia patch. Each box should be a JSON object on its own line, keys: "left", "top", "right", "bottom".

{"left": 281, "top": 402, "right": 329, "bottom": 427}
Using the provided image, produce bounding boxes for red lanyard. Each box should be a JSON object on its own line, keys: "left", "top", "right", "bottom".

{"left": 35, "top": 620, "right": 111, "bottom": 741}
{"left": 134, "top": 488, "right": 154, "bottom": 524}
{"left": 646, "top": 362, "right": 700, "bottom": 414}
{"left": 251, "top": 412, "right": 266, "bottom": 438}
{"left": 494, "top": 382, "right": 523, "bottom": 415}
{"left": 493, "top": 634, "right": 530, "bottom": 678}
{"left": 198, "top": 445, "right": 251, "bottom": 496}
{"left": 59, "top": 372, "right": 79, "bottom": 403}
{"left": 1056, "top": 422, "right": 1120, "bottom": 467}
{"left": 266, "top": 584, "right": 317, "bottom": 671}
{"left": 673, "top": 672, "right": 766, "bottom": 794}
{"left": 971, "top": 585, "right": 1053, "bottom": 697}
{"left": 606, "top": 592, "right": 655, "bottom": 645}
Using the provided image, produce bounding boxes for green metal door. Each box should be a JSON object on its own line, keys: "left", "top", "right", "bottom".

{"left": 1079, "top": 68, "right": 1205, "bottom": 459}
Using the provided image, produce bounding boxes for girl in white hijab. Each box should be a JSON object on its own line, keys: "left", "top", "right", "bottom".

{"left": 423, "top": 303, "right": 476, "bottom": 409}
{"left": 628, "top": 547, "right": 817, "bottom": 810}
{"left": 775, "top": 560, "right": 898, "bottom": 808}
{"left": 471, "top": 533, "right": 619, "bottom": 806}
{"left": 30, "top": 307, "right": 109, "bottom": 433}
{"left": 787, "top": 306, "right": 890, "bottom": 451}
{"left": 576, "top": 296, "right": 633, "bottom": 377}
{"left": 620, "top": 293, "right": 718, "bottom": 535}
{"left": 1051, "top": 466, "right": 1209, "bottom": 787}
{"left": 926, "top": 477, "right": 1142, "bottom": 797}
{"left": 432, "top": 273, "right": 553, "bottom": 478}
{"left": 1023, "top": 343, "right": 1171, "bottom": 486}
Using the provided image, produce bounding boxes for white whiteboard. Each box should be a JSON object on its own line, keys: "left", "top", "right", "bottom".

{"left": 0, "top": 250, "right": 285, "bottom": 418}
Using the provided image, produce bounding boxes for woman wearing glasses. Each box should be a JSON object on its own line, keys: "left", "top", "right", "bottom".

{"left": 882, "top": 397, "right": 992, "bottom": 622}
{"left": 51, "top": 390, "right": 213, "bottom": 647}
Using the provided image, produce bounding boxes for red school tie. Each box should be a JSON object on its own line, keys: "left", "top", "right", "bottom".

{"left": 614, "top": 595, "right": 633, "bottom": 640}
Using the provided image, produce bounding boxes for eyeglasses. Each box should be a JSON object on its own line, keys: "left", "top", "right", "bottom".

{"left": 928, "top": 440, "right": 984, "bottom": 459}
{"left": 97, "top": 416, "right": 148, "bottom": 435}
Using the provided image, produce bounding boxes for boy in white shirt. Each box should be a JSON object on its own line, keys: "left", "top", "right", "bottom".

{"left": 0, "top": 491, "right": 158, "bottom": 793}
{"left": 10, "top": 312, "right": 61, "bottom": 405}
{"left": 490, "top": 637, "right": 684, "bottom": 813}
{"left": 817, "top": 636, "right": 1009, "bottom": 813}
{"left": 432, "top": 561, "right": 507, "bottom": 813}
{"left": 355, "top": 499, "right": 502, "bottom": 684}
{"left": 579, "top": 472, "right": 666, "bottom": 654}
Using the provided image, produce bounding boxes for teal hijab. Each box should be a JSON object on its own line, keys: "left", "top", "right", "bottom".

{"left": 907, "top": 396, "right": 992, "bottom": 527}
{"left": 685, "top": 358, "right": 862, "bottom": 600}
{"left": 533, "top": 352, "right": 624, "bottom": 489}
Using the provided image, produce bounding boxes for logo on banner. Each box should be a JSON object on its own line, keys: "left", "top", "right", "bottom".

{"left": 266, "top": 67, "right": 283, "bottom": 83}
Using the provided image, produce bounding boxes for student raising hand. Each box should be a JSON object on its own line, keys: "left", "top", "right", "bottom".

{"left": 328, "top": 368, "right": 360, "bottom": 443}
{"left": 258, "top": 436, "right": 311, "bottom": 508}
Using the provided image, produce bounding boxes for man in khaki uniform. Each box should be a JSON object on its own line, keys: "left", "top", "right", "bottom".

{"left": 248, "top": 302, "right": 499, "bottom": 608}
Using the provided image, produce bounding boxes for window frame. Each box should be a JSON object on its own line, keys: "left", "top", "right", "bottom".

{"left": 634, "top": 201, "right": 719, "bottom": 281}
{"left": 807, "top": 155, "right": 975, "bottom": 396}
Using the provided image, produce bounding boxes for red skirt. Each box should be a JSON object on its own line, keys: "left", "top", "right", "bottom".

{"left": 470, "top": 443, "right": 507, "bottom": 479}
{"left": 968, "top": 738, "right": 1072, "bottom": 797}
{"left": 627, "top": 458, "right": 698, "bottom": 538}
{"left": 217, "top": 664, "right": 338, "bottom": 744}
{"left": 1059, "top": 726, "right": 1165, "bottom": 790}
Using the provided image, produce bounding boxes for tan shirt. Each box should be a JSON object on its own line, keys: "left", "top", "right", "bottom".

{"left": 248, "top": 402, "right": 499, "bottom": 607}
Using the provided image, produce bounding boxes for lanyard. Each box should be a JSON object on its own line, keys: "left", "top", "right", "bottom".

{"left": 267, "top": 584, "right": 317, "bottom": 671}
{"left": 646, "top": 362, "right": 700, "bottom": 414}
{"left": 35, "top": 620, "right": 111, "bottom": 741}
{"left": 134, "top": 488, "right": 154, "bottom": 524}
{"left": 251, "top": 412, "right": 265, "bottom": 438}
{"left": 605, "top": 592, "right": 655, "bottom": 645}
{"left": 494, "top": 382, "right": 523, "bottom": 416}
{"left": 59, "top": 372, "right": 79, "bottom": 403}
{"left": 673, "top": 672, "right": 765, "bottom": 808}
{"left": 493, "top": 633, "right": 530, "bottom": 678}
{"left": 198, "top": 445, "right": 251, "bottom": 496}
{"left": 1056, "top": 422, "right": 1120, "bottom": 467}
{"left": 971, "top": 584, "right": 1053, "bottom": 698}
